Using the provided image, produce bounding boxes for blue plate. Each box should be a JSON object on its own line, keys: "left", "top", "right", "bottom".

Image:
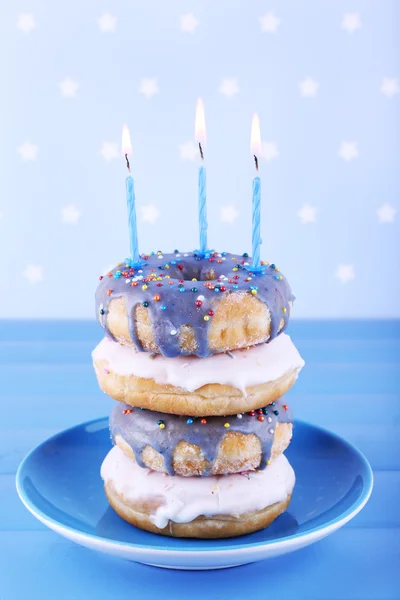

{"left": 16, "top": 418, "right": 373, "bottom": 570}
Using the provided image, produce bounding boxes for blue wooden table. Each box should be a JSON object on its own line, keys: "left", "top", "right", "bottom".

{"left": 1, "top": 320, "right": 399, "bottom": 600}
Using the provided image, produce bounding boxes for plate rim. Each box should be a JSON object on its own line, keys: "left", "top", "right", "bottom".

{"left": 16, "top": 417, "right": 374, "bottom": 558}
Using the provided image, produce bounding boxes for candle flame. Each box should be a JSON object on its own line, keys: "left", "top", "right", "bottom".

{"left": 122, "top": 124, "right": 132, "bottom": 155}
{"left": 195, "top": 98, "right": 207, "bottom": 146}
{"left": 250, "top": 113, "right": 262, "bottom": 158}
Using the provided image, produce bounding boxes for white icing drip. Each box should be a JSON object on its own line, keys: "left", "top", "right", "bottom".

{"left": 101, "top": 446, "right": 295, "bottom": 529}
{"left": 92, "top": 333, "right": 305, "bottom": 393}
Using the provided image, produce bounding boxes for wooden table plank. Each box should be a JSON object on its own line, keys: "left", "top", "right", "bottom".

{"left": 0, "top": 528, "right": 398, "bottom": 600}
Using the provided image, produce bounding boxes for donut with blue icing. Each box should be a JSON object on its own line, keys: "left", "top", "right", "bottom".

{"left": 95, "top": 250, "right": 294, "bottom": 358}
{"left": 110, "top": 398, "right": 293, "bottom": 477}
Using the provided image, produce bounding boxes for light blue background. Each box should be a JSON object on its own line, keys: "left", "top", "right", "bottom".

{"left": 1, "top": 0, "right": 399, "bottom": 319}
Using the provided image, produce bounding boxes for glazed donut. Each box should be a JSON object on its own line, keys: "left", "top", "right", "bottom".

{"left": 110, "top": 398, "right": 293, "bottom": 476}
{"left": 101, "top": 445, "right": 295, "bottom": 538}
{"left": 92, "top": 332, "right": 304, "bottom": 416}
{"left": 95, "top": 251, "right": 294, "bottom": 358}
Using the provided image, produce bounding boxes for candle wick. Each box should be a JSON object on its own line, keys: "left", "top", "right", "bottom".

{"left": 253, "top": 154, "right": 259, "bottom": 171}
{"left": 198, "top": 142, "right": 204, "bottom": 161}
{"left": 125, "top": 153, "right": 131, "bottom": 173}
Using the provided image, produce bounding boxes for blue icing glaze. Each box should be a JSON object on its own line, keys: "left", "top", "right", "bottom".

{"left": 109, "top": 397, "right": 293, "bottom": 476}
{"left": 95, "top": 251, "right": 294, "bottom": 358}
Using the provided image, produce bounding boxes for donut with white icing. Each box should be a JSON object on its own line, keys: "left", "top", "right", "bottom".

{"left": 101, "top": 445, "right": 295, "bottom": 538}
{"left": 95, "top": 251, "right": 294, "bottom": 358}
{"left": 111, "top": 397, "right": 293, "bottom": 476}
{"left": 92, "top": 333, "right": 304, "bottom": 416}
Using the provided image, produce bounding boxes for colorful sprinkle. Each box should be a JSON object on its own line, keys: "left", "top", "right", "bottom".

{"left": 224, "top": 422, "right": 230, "bottom": 428}
{"left": 200, "top": 418, "right": 207, "bottom": 424}
{"left": 186, "top": 418, "right": 194, "bottom": 424}
{"left": 258, "top": 415, "right": 265, "bottom": 422}
{"left": 170, "top": 329, "right": 177, "bottom": 336}
{"left": 107, "top": 289, "right": 112, "bottom": 296}
{"left": 236, "top": 414, "right": 243, "bottom": 419}
{"left": 208, "top": 310, "right": 214, "bottom": 316}
{"left": 153, "top": 294, "right": 161, "bottom": 302}
{"left": 195, "top": 300, "right": 202, "bottom": 307}
{"left": 142, "top": 301, "right": 149, "bottom": 307}
{"left": 282, "top": 307, "right": 287, "bottom": 313}
{"left": 191, "top": 287, "right": 198, "bottom": 293}
{"left": 160, "top": 305, "right": 167, "bottom": 311}
{"left": 283, "top": 404, "right": 288, "bottom": 410}
{"left": 142, "top": 284, "right": 148, "bottom": 290}
{"left": 251, "top": 289, "right": 258, "bottom": 295}
{"left": 203, "top": 315, "right": 210, "bottom": 321}
{"left": 274, "top": 409, "right": 279, "bottom": 416}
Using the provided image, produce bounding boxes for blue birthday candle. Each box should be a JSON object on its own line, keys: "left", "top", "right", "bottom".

{"left": 250, "top": 113, "right": 262, "bottom": 269}
{"left": 198, "top": 164, "right": 207, "bottom": 251}
{"left": 122, "top": 125, "right": 141, "bottom": 265}
{"left": 195, "top": 99, "right": 208, "bottom": 253}
{"left": 126, "top": 174, "right": 140, "bottom": 264}
{"left": 252, "top": 175, "right": 261, "bottom": 267}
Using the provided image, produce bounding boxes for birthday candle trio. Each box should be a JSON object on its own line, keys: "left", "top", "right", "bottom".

{"left": 122, "top": 100, "right": 263, "bottom": 270}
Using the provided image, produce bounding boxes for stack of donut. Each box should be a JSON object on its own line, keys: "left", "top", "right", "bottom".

{"left": 93, "top": 251, "right": 304, "bottom": 538}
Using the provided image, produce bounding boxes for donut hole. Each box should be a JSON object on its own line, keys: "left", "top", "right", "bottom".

{"left": 166, "top": 264, "right": 217, "bottom": 281}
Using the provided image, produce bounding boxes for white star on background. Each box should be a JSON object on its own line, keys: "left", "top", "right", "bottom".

{"left": 18, "top": 142, "right": 38, "bottom": 161}
{"left": 299, "top": 77, "right": 319, "bottom": 98}
{"left": 17, "top": 13, "right": 36, "bottom": 33}
{"left": 23, "top": 265, "right": 44, "bottom": 284}
{"left": 62, "top": 204, "right": 81, "bottom": 224}
{"left": 262, "top": 142, "right": 279, "bottom": 162}
{"left": 140, "top": 205, "right": 160, "bottom": 224}
{"left": 341, "top": 13, "right": 361, "bottom": 33}
{"left": 220, "top": 205, "right": 239, "bottom": 224}
{"left": 339, "top": 141, "right": 359, "bottom": 161}
{"left": 139, "top": 78, "right": 159, "bottom": 98}
{"left": 100, "top": 142, "right": 119, "bottom": 161}
{"left": 336, "top": 264, "right": 355, "bottom": 284}
{"left": 179, "top": 141, "right": 198, "bottom": 161}
{"left": 380, "top": 77, "right": 399, "bottom": 98}
{"left": 297, "top": 204, "right": 317, "bottom": 224}
{"left": 259, "top": 12, "right": 280, "bottom": 33}
{"left": 59, "top": 78, "right": 79, "bottom": 98}
{"left": 377, "top": 203, "right": 397, "bottom": 224}
{"left": 180, "top": 13, "right": 199, "bottom": 33}
{"left": 218, "top": 78, "right": 239, "bottom": 98}
{"left": 98, "top": 13, "right": 116, "bottom": 33}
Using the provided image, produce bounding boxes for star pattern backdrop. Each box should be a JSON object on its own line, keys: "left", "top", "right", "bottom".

{"left": 1, "top": 0, "right": 399, "bottom": 318}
